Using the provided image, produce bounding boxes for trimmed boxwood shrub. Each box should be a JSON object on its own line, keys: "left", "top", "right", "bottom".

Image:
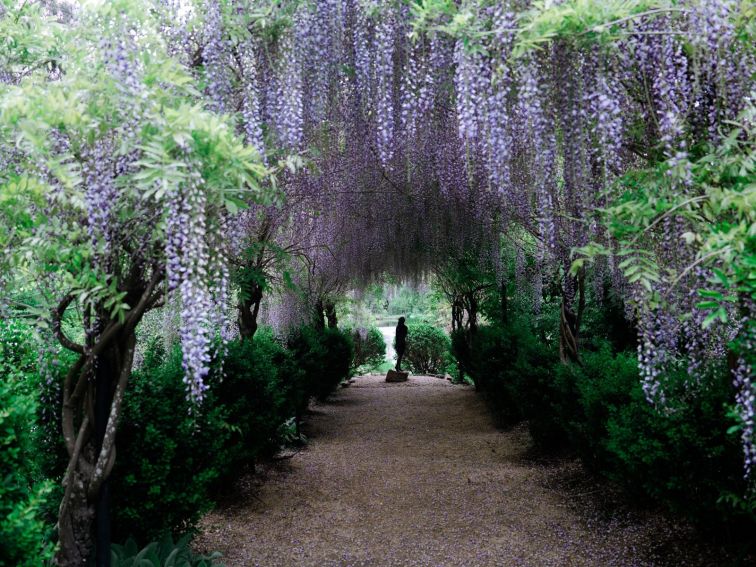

{"left": 350, "top": 326, "right": 386, "bottom": 372}
{"left": 287, "top": 326, "right": 354, "bottom": 403}
{"left": 111, "top": 330, "right": 312, "bottom": 542}
{"left": 210, "top": 329, "right": 303, "bottom": 474}
{"left": 403, "top": 323, "right": 452, "bottom": 375}
{"left": 455, "top": 313, "right": 756, "bottom": 535}
{"left": 110, "top": 343, "right": 232, "bottom": 543}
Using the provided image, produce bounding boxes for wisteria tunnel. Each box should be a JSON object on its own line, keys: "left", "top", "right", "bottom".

{"left": 0, "top": 0, "right": 754, "bottom": 565}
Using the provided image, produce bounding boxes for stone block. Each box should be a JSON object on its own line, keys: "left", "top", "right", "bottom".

{"left": 385, "top": 369, "right": 409, "bottom": 383}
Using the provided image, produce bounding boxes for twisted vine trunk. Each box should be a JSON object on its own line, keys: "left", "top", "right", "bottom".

{"left": 312, "top": 299, "right": 326, "bottom": 331}
{"left": 56, "top": 331, "right": 136, "bottom": 566}
{"left": 559, "top": 268, "right": 585, "bottom": 364}
{"left": 238, "top": 283, "right": 263, "bottom": 340}
{"left": 324, "top": 301, "right": 338, "bottom": 329}
{"left": 55, "top": 269, "right": 162, "bottom": 566}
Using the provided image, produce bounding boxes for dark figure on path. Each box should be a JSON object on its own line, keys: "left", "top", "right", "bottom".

{"left": 395, "top": 317, "right": 408, "bottom": 371}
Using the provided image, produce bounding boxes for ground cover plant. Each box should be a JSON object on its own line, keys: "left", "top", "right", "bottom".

{"left": 0, "top": 0, "right": 754, "bottom": 564}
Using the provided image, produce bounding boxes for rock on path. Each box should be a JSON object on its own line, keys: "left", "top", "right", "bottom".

{"left": 196, "top": 375, "right": 729, "bottom": 566}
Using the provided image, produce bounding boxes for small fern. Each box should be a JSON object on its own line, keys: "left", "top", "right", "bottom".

{"left": 111, "top": 534, "right": 223, "bottom": 567}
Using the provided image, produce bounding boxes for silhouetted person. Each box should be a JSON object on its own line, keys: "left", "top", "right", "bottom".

{"left": 395, "top": 317, "right": 408, "bottom": 371}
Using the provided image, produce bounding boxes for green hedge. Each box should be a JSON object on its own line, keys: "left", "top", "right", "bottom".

{"left": 455, "top": 316, "right": 756, "bottom": 534}
{"left": 110, "top": 341, "right": 233, "bottom": 543}
{"left": 287, "top": 326, "right": 353, "bottom": 403}
{"left": 0, "top": 319, "right": 55, "bottom": 566}
{"left": 403, "top": 323, "right": 452, "bottom": 375}
{"left": 350, "top": 327, "right": 386, "bottom": 372}
{"left": 111, "top": 326, "right": 353, "bottom": 542}
{"left": 210, "top": 329, "right": 303, "bottom": 475}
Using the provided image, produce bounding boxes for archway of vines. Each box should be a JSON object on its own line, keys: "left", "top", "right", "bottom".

{"left": 0, "top": 1, "right": 754, "bottom": 564}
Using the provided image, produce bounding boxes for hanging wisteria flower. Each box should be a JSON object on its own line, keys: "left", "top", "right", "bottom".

{"left": 399, "top": 41, "right": 421, "bottom": 142}
{"left": 733, "top": 355, "right": 755, "bottom": 482}
{"left": 653, "top": 26, "right": 690, "bottom": 155}
{"left": 276, "top": 23, "right": 304, "bottom": 149}
{"left": 180, "top": 167, "right": 212, "bottom": 402}
{"left": 81, "top": 138, "right": 117, "bottom": 256}
{"left": 374, "top": 8, "right": 396, "bottom": 166}
{"left": 240, "top": 40, "right": 266, "bottom": 161}
{"left": 202, "top": 0, "right": 230, "bottom": 113}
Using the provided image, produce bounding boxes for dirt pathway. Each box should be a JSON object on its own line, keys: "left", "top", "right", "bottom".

{"left": 197, "top": 375, "right": 727, "bottom": 566}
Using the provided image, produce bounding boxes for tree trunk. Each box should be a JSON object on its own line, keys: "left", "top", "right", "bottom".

{"left": 500, "top": 279, "right": 508, "bottom": 325}
{"left": 451, "top": 297, "right": 463, "bottom": 332}
{"left": 238, "top": 283, "right": 263, "bottom": 340}
{"left": 56, "top": 329, "right": 137, "bottom": 566}
{"left": 94, "top": 348, "right": 114, "bottom": 567}
{"left": 324, "top": 301, "right": 338, "bottom": 329}
{"left": 559, "top": 268, "right": 585, "bottom": 364}
{"left": 467, "top": 293, "right": 478, "bottom": 334}
{"left": 312, "top": 299, "right": 326, "bottom": 331}
{"left": 54, "top": 268, "right": 161, "bottom": 565}
{"left": 56, "top": 449, "right": 94, "bottom": 566}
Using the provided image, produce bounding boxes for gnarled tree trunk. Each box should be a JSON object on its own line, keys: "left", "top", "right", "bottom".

{"left": 312, "top": 299, "right": 326, "bottom": 331}
{"left": 324, "top": 301, "right": 338, "bottom": 329}
{"left": 559, "top": 267, "right": 585, "bottom": 364}
{"left": 57, "top": 331, "right": 136, "bottom": 566}
{"left": 238, "top": 282, "right": 263, "bottom": 340}
{"left": 55, "top": 269, "right": 162, "bottom": 566}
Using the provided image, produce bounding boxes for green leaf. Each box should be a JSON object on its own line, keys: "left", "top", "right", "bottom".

{"left": 727, "top": 424, "right": 742, "bottom": 435}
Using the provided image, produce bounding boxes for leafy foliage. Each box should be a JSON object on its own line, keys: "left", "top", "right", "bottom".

{"left": 110, "top": 344, "right": 232, "bottom": 543}
{"left": 0, "top": 321, "right": 55, "bottom": 566}
{"left": 111, "top": 534, "right": 221, "bottom": 567}
{"left": 0, "top": 376, "right": 55, "bottom": 566}
{"left": 574, "top": 100, "right": 756, "bottom": 324}
{"left": 208, "top": 329, "right": 302, "bottom": 473}
{"left": 403, "top": 324, "right": 453, "bottom": 375}
{"left": 349, "top": 326, "right": 387, "bottom": 372}
{"left": 455, "top": 301, "right": 756, "bottom": 533}
{"left": 287, "top": 326, "right": 354, "bottom": 402}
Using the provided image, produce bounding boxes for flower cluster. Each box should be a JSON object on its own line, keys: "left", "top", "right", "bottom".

{"left": 240, "top": 40, "right": 266, "bottom": 161}
{"left": 374, "top": 10, "right": 395, "bottom": 166}
{"left": 202, "top": 0, "right": 230, "bottom": 113}
{"left": 277, "top": 25, "right": 304, "bottom": 149}
{"left": 170, "top": 164, "right": 214, "bottom": 402}
{"left": 733, "top": 354, "right": 755, "bottom": 482}
{"left": 81, "top": 138, "right": 117, "bottom": 256}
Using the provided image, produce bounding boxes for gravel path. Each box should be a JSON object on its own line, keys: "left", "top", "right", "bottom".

{"left": 196, "top": 375, "right": 733, "bottom": 566}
